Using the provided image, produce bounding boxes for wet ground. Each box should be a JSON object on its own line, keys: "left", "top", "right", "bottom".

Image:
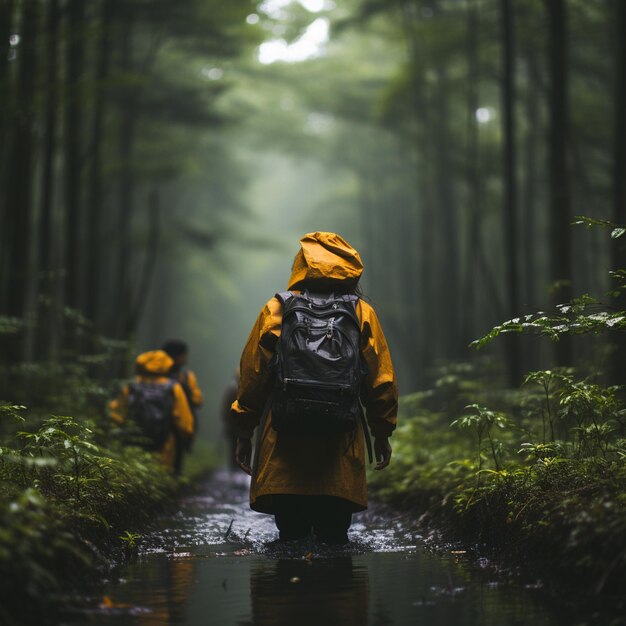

{"left": 63, "top": 470, "right": 569, "bottom": 626}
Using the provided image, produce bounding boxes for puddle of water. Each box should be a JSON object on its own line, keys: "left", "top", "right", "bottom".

{"left": 62, "top": 470, "right": 570, "bottom": 626}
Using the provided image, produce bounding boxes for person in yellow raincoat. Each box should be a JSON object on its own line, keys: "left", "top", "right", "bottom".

{"left": 110, "top": 350, "right": 195, "bottom": 472}
{"left": 161, "top": 339, "right": 204, "bottom": 474}
{"left": 161, "top": 339, "right": 204, "bottom": 412}
{"left": 231, "top": 232, "right": 398, "bottom": 543}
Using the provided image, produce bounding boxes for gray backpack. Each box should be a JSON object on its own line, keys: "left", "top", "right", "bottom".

{"left": 127, "top": 380, "right": 175, "bottom": 450}
{"left": 270, "top": 290, "right": 364, "bottom": 436}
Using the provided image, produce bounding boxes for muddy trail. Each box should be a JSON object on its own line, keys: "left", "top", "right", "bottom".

{"left": 62, "top": 470, "right": 569, "bottom": 626}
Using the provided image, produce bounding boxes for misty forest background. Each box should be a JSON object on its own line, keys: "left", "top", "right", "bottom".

{"left": 1, "top": 0, "right": 626, "bottom": 446}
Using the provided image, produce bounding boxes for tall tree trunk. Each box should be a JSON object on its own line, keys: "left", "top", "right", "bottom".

{"left": 64, "top": 0, "right": 85, "bottom": 323}
{"left": 0, "top": 0, "right": 16, "bottom": 312}
{"left": 434, "top": 63, "right": 460, "bottom": 359}
{"left": 521, "top": 43, "right": 541, "bottom": 372}
{"left": 522, "top": 46, "right": 540, "bottom": 312}
{"left": 2, "top": 0, "right": 38, "bottom": 361}
{"left": 115, "top": 12, "right": 137, "bottom": 339}
{"left": 500, "top": 0, "right": 522, "bottom": 385}
{"left": 611, "top": 0, "right": 626, "bottom": 384}
{"left": 0, "top": 0, "right": 15, "bottom": 157}
{"left": 545, "top": 0, "right": 572, "bottom": 366}
{"left": 36, "top": 0, "right": 60, "bottom": 359}
{"left": 419, "top": 162, "right": 436, "bottom": 371}
{"left": 463, "top": 0, "right": 481, "bottom": 344}
{"left": 397, "top": 3, "right": 427, "bottom": 382}
{"left": 125, "top": 190, "right": 161, "bottom": 334}
{"left": 85, "top": 0, "right": 115, "bottom": 328}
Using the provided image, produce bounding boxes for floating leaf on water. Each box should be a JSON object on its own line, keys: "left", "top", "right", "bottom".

{"left": 99, "top": 596, "right": 134, "bottom": 610}
{"left": 290, "top": 577, "right": 301, "bottom": 584}
{"left": 100, "top": 596, "right": 114, "bottom": 609}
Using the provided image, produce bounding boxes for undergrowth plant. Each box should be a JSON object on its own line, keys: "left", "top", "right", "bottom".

{"left": 0, "top": 407, "right": 176, "bottom": 624}
{"left": 371, "top": 218, "right": 626, "bottom": 598}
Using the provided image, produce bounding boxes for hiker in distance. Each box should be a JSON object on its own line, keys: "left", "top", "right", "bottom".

{"left": 110, "top": 350, "right": 195, "bottom": 472}
{"left": 231, "top": 232, "right": 398, "bottom": 543}
{"left": 161, "top": 339, "right": 204, "bottom": 474}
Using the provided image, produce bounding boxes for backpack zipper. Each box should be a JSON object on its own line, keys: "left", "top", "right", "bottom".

{"left": 282, "top": 378, "right": 354, "bottom": 392}
{"left": 286, "top": 304, "right": 360, "bottom": 326}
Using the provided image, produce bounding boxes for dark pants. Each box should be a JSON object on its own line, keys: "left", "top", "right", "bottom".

{"left": 273, "top": 495, "right": 352, "bottom": 543}
{"left": 173, "top": 432, "right": 192, "bottom": 477}
{"left": 173, "top": 434, "right": 184, "bottom": 476}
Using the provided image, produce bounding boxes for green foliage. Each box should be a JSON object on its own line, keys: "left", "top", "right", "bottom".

{"left": 370, "top": 363, "right": 626, "bottom": 595}
{"left": 452, "top": 404, "right": 511, "bottom": 472}
{"left": 471, "top": 295, "right": 626, "bottom": 349}
{"left": 371, "top": 217, "right": 624, "bottom": 602}
{"left": 472, "top": 219, "right": 626, "bottom": 350}
{"left": 572, "top": 215, "right": 626, "bottom": 240}
{"left": 119, "top": 530, "right": 141, "bottom": 547}
{"left": 119, "top": 530, "right": 142, "bottom": 562}
{"left": 0, "top": 406, "right": 177, "bottom": 623}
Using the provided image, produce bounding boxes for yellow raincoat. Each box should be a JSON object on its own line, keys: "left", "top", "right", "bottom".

{"left": 231, "top": 232, "right": 398, "bottom": 513}
{"left": 174, "top": 369, "right": 204, "bottom": 409}
{"left": 110, "top": 350, "right": 195, "bottom": 471}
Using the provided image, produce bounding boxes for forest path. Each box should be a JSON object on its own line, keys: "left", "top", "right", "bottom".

{"left": 65, "top": 470, "right": 566, "bottom": 626}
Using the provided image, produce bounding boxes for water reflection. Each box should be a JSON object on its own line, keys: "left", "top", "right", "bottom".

{"left": 136, "top": 557, "right": 194, "bottom": 625}
{"left": 241, "top": 556, "right": 368, "bottom": 626}
{"left": 80, "top": 548, "right": 566, "bottom": 626}
{"left": 67, "top": 472, "right": 569, "bottom": 626}
{"left": 96, "top": 554, "right": 196, "bottom": 624}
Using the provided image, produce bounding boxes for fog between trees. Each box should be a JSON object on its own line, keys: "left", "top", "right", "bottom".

{"left": 1, "top": 0, "right": 624, "bottom": 442}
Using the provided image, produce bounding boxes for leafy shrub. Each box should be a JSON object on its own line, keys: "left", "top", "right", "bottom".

{"left": 0, "top": 406, "right": 176, "bottom": 624}
{"left": 370, "top": 354, "right": 626, "bottom": 595}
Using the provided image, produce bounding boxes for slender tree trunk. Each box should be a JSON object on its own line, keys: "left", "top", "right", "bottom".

{"left": 0, "top": 0, "right": 15, "bottom": 157}
{"left": 397, "top": 4, "right": 424, "bottom": 380}
{"left": 521, "top": 44, "right": 540, "bottom": 372}
{"left": 85, "top": 0, "right": 115, "bottom": 327}
{"left": 36, "top": 0, "right": 61, "bottom": 359}
{"left": 545, "top": 0, "right": 572, "bottom": 366}
{"left": 125, "top": 190, "right": 161, "bottom": 334}
{"left": 4, "top": 1, "right": 37, "bottom": 315}
{"left": 522, "top": 47, "right": 540, "bottom": 312}
{"left": 115, "top": 12, "right": 137, "bottom": 339}
{"left": 2, "top": 0, "right": 37, "bottom": 364}
{"left": 0, "top": 0, "right": 15, "bottom": 314}
{"left": 64, "top": 0, "right": 86, "bottom": 316}
{"left": 463, "top": 0, "right": 481, "bottom": 344}
{"left": 434, "top": 63, "right": 460, "bottom": 359}
{"left": 404, "top": 159, "right": 422, "bottom": 382}
{"left": 419, "top": 165, "right": 436, "bottom": 371}
{"left": 0, "top": 0, "right": 15, "bottom": 158}
{"left": 397, "top": 3, "right": 426, "bottom": 381}
{"left": 611, "top": 0, "right": 626, "bottom": 384}
{"left": 500, "top": 0, "right": 522, "bottom": 385}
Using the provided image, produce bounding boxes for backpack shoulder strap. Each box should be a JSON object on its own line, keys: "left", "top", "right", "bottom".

{"left": 275, "top": 291, "right": 294, "bottom": 305}
{"left": 340, "top": 294, "right": 359, "bottom": 305}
